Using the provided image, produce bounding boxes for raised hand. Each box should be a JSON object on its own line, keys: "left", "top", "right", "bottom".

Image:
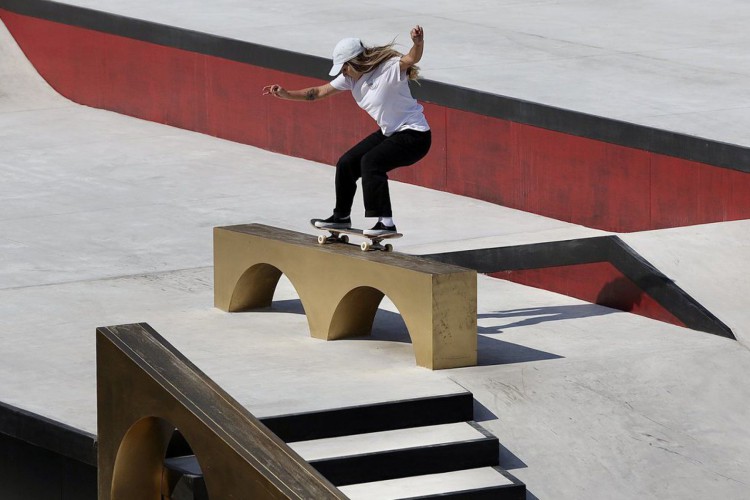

{"left": 410, "top": 25, "right": 424, "bottom": 44}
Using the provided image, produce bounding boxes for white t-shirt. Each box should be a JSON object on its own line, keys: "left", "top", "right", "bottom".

{"left": 331, "top": 57, "right": 430, "bottom": 136}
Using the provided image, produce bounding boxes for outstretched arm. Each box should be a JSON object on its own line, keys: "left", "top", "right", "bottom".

{"left": 400, "top": 25, "right": 424, "bottom": 72}
{"left": 262, "top": 83, "right": 341, "bottom": 101}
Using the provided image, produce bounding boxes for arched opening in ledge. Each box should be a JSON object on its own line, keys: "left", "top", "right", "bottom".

{"left": 329, "top": 286, "right": 411, "bottom": 343}
{"left": 111, "top": 417, "right": 210, "bottom": 499}
{"left": 229, "top": 263, "right": 283, "bottom": 311}
{"left": 269, "top": 273, "right": 307, "bottom": 315}
{"left": 229, "top": 263, "right": 307, "bottom": 317}
{"left": 371, "top": 294, "right": 412, "bottom": 344}
{"left": 163, "top": 428, "right": 209, "bottom": 499}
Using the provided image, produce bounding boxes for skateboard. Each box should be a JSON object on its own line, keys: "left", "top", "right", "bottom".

{"left": 310, "top": 219, "right": 402, "bottom": 252}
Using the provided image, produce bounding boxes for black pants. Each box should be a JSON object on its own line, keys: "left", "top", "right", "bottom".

{"left": 334, "top": 129, "right": 432, "bottom": 218}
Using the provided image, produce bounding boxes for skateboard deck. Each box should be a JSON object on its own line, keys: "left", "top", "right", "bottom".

{"left": 310, "top": 219, "right": 402, "bottom": 252}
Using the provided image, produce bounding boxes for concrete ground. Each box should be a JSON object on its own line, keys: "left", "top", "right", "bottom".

{"left": 621, "top": 221, "right": 750, "bottom": 346}
{"left": 3, "top": 4, "right": 750, "bottom": 499}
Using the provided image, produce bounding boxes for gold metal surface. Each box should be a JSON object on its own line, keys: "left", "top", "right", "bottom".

{"left": 97, "top": 322, "right": 346, "bottom": 500}
{"left": 214, "top": 224, "right": 477, "bottom": 370}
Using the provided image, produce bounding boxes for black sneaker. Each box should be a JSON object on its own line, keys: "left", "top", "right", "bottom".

{"left": 363, "top": 221, "right": 397, "bottom": 236}
{"left": 314, "top": 215, "right": 352, "bottom": 229}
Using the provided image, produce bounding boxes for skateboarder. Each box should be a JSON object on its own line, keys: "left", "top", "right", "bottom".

{"left": 263, "top": 26, "right": 431, "bottom": 237}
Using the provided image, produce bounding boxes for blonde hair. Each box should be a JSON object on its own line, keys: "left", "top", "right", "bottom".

{"left": 347, "top": 40, "right": 420, "bottom": 81}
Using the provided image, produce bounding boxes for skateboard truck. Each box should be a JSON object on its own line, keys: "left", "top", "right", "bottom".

{"left": 311, "top": 220, "right": 401, "bottom": 252}
{"left": 317, "top": 232, "right": 393, "bottom": 251}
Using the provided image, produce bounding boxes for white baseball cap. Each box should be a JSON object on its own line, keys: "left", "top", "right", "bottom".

{"left": 329, "top": 37, "right": 365, "bottom": 76}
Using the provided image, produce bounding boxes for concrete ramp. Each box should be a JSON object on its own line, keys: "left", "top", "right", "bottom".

{"left": 0, "top": 18, "right": 68, "bottom": 112}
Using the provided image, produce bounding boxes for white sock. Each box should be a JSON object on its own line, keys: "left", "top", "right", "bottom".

{"left": 380, "top": 217, "right": 395, "bottom": 227}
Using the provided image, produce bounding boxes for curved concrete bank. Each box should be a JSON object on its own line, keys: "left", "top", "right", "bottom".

{"left": 2, "top": 0, "right": 750, "bottom": 232}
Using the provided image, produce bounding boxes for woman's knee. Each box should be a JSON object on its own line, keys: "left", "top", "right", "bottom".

{"left": 360, "top": 152, "right": 387, "bottom": 177}
{"left": 336, "top": 154, "right": 362, "bottom": 182}
{"left": 337, "top": 150, "right": 360, "bottom": 170}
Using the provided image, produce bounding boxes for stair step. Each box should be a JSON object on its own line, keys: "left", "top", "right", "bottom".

{"left": 163, "top": 456, "right": 208, "bottom": 500}
{"left": 289, "top": 422, "right": 488, "bottom": 461}
{"left": 260, "top": 391, "right": 474, "bottom": 442}
{"left": 161, "top": 392, "right": 526, "bottom": 497}
{"left": 164, "top": 455, "right": 202, "bottom": 476}
{"left": 339, "top": 467, "right": 525, "bottom": 500}
{"left": 288, "top": 422, "right": 499, "bottom": 486}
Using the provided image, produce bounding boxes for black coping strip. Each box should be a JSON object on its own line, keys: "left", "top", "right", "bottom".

{"left": 0, "top": 0, "right": 331, "bottom": 80}
{"left": 0, "top": 400, "right": 97, "bottom": 466}
{"left": 603, "top": 237, "right": 733, "bottom": 338}
{"left": 309, "top": 438, "right": 500, "bottom": 486}
{"left": 2, "top": 0, "right": 750, "bottom": 172}
{"left": 405, "top": 481, "right": 527, "bottom": 500}
{"left": 422, "top": 236, "right": 735, "bottom": 340}
{"left": 261, "top": 391, "right": 475, "bottom": 443}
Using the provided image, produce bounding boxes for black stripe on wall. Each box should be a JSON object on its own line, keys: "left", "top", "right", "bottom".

{"left": 2, "top": 0, "right": 750, "bottom": 172}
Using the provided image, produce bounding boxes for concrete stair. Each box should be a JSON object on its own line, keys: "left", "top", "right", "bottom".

{"left": 288, "top": 421, "right": 501, "bottom": 486}
{"left": 162, "top": 391, "right": 525, "bottom": 499}
{"left": 339, "top": 467, "right": 522, "bottom": 500}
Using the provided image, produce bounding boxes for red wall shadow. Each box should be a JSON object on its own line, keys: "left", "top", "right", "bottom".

{"left": 493, "top": 262, "right": 686, "bottom": 328}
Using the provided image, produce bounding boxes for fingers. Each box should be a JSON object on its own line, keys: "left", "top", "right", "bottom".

{"left": 262, "top": 84, "right": 282, "bottom": 96}
{"left": 411, "top": 25, "right": 424, "bottom": 42}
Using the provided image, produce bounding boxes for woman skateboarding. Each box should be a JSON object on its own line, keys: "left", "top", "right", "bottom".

{"left": 263, "top": 26, "right": 431, "bottom": 237}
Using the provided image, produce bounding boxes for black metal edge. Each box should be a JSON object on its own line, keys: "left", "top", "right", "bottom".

{"left": 404, "top": 485, "right": 526, "bottom": 500}
{"left": 2, "top": 0, "right": 750, "bottom": 172}
{"left": 261, "top": 391, "right": 474, "bottom": 442}
{"left": 422, "top": 236, "right": 613, "bottom": 273}
{"left": 0, "top": 0, "right": 331, "bottom": 79}
{"left": 310, "top": 438, "right": 499, "bottom": 486}
{"left": 413, "top": 79, "right": 750, "bottom": 172}
{"left": 420, "top": 236, "right": 735, "bottom": 339}
{"left": 604, "top": 237, "right": 735, "bottom": 339}
{"left": 0, "top": 399, "right": 97, "bottom": 466}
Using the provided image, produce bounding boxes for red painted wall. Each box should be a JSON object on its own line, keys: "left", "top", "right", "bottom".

{"left": 493, "top": 263, "right": 687, "bottom": 328}
{"left": 3, "top": 9, "right": 750, "bottom": 233}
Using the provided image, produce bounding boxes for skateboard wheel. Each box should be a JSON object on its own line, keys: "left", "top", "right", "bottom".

{"left": 360, "top": 242, "right": 371, "bottom": 251}
{"left": 340, "top": 234, "right": 349, "bottom": 243}
{"left": 384, "top": 243, "right": 393, "bottom": 252}
{"left": 317, "top": 234, "right": 326, "bottom": 245}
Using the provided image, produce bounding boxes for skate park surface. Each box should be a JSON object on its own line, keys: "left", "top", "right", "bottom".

{"left": 2, "top": 1, "right": 750, "bottom": 498}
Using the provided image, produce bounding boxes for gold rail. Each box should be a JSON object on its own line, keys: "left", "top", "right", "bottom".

{"left": 96, "top": 323, "right": 346, "bottom": 499}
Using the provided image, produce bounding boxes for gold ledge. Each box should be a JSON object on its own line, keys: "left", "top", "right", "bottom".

{"left": 214, "top": 224, "right": 477, "bottom": 370}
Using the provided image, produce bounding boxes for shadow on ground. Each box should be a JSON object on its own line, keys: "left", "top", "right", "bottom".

{"left": 366, "top": 308, "right": 563, "bottom": 366}
{"left": 478, "top": 304, "right": 617, "bottom": 333}
{"left": 262, "top": 300, "right": 564, "bottom": 366}
{"left": 475, "top": 400, "right": 530, "bottom": 472}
